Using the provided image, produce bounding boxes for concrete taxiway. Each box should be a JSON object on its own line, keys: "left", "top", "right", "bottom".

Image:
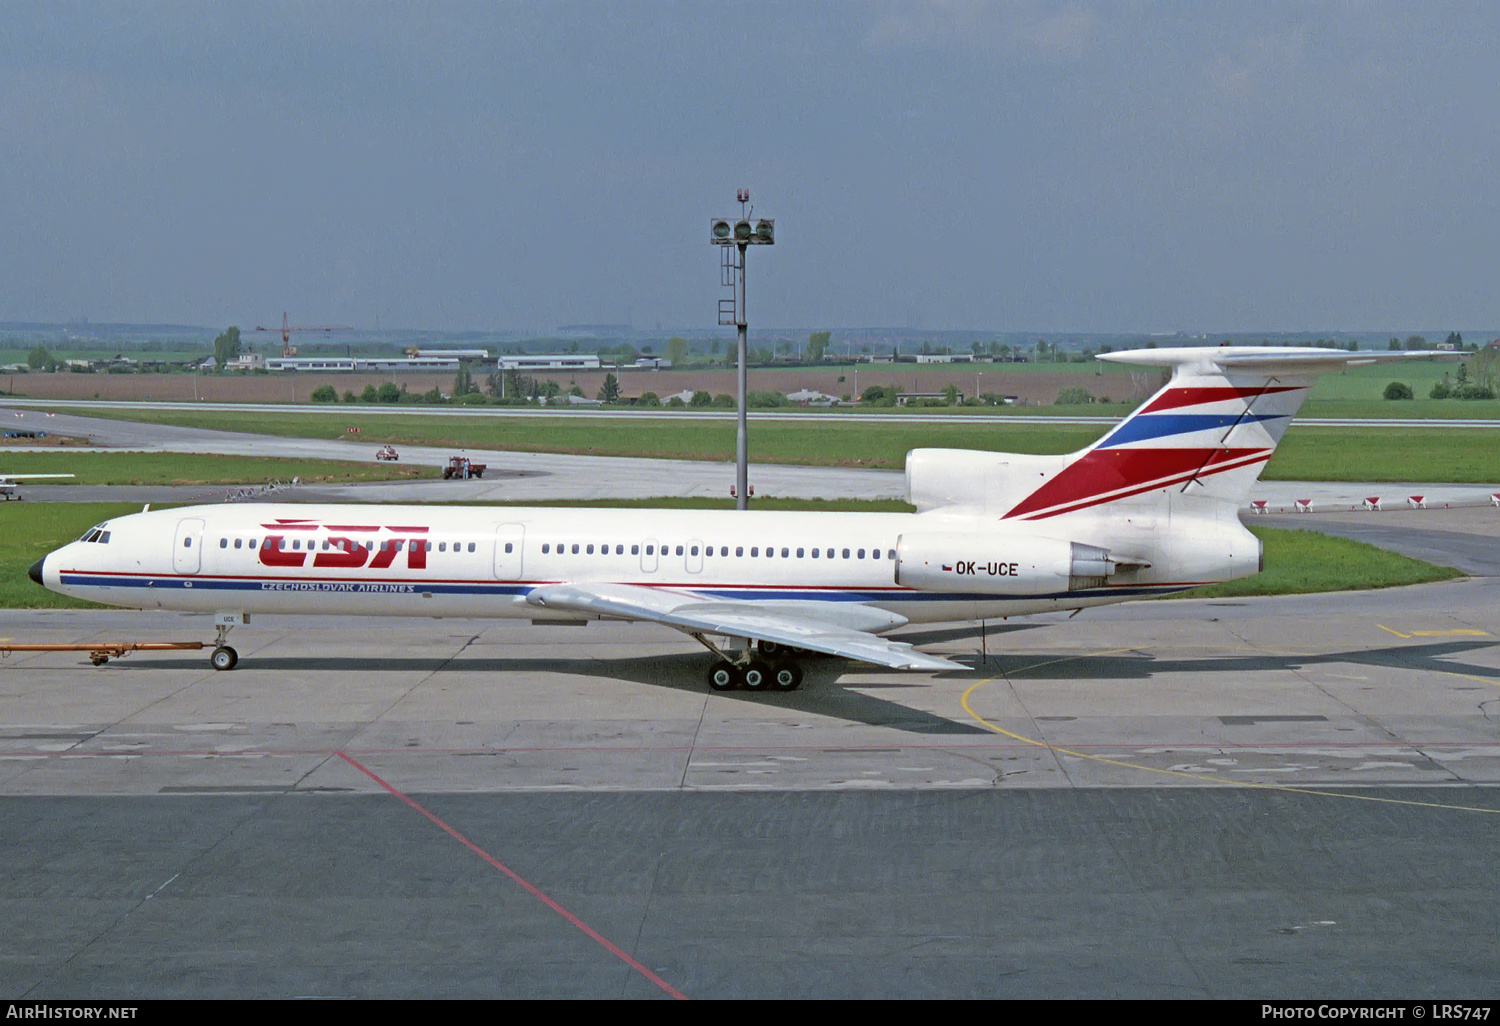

{"left": 4, "top": 580, "right": 1500, "bottom": 997}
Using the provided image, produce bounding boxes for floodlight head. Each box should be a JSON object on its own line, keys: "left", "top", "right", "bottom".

{"left": 733, "top": 219, "right": 753, "bottom": 241}
{"left": 710, "top": 218, "right": 732, "bottom": 243}
{"left": 754, "top": 218, "right": 774, "bottom": 244}
{"left": 737, "top": 188, "right": 750, "bottom": 203}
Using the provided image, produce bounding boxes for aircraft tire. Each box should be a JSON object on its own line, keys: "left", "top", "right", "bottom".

{"left": 756, "top": 640, "right": 783, "bottom": 658}
{"left": 770, "top": 661, "right": 802, "bottom": 691}
{"left": 707, "top": 661, "right": 740, "bottom": 691}
{"left": 741, "top": 660, "right": 772, "bottom": 691}
{"left": 210, "top": 646, "right": 238, "bottom": 671}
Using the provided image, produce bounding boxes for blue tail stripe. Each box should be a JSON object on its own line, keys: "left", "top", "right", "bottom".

{"left": 1099, "top": 412, "right": 1287, "bottom": 448}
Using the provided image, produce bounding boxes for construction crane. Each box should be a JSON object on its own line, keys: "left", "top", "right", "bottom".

{"left": 254, "top": 312, "right": 352, "bottom": 358}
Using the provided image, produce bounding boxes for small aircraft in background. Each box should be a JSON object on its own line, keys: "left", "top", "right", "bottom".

{"left": 1, "top": 472, "right": 74, "bottom": 501}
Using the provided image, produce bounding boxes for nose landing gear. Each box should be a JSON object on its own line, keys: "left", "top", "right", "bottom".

{"left": 209, "top": 613, "right": 245, "bottom": 671}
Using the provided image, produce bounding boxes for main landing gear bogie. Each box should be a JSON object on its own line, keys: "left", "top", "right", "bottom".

{"left": 705, "top": 657, "right": 803, "bottom": 692}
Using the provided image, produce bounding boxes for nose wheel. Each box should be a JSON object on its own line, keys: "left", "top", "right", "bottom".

{"left": 209, "top": 616, "right": 242, "bottom": 671}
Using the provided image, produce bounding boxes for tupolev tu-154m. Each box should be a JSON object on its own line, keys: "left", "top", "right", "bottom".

{"left": 27, "top": 347, "right": 1436, "bottom": 690}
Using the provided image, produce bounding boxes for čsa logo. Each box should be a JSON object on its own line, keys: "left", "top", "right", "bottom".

{"left": 257, "top": 519, "right": 429, "bottom": 571}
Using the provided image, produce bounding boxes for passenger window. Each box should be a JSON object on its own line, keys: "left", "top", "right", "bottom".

{"left": 720, "top": 546, "right": 728, "bottom": 556}
{"left": 505, "top": 542, "right": 513, "bottom": 553}
{"left": 676, "top": 545, "right": 684, "bottom": 556}
{"left": 233, "top": 538, "right": 241, "bottom": 549}
{"left": 541, "top": 543, "right": 548, "bottom": 554}
{"left": 736, "top": 546, "right": 743, "bottom": 557}
{"left": 796, "top": 548, "right": 804, "bottom": 558}
{"left": 616, "top": 544, "right": 624, "bottom": 555}
{"left": 887, "top": 549, "right": 895, "bottom": 559}
{"left": 647, "top": 544, "right": 654, "bottom": 555}
{"left": 220, "top": 538, "right": 227, "bottom": 549}
{"left": 572, "top": 544, "right": 579, "bottom": 554}
{"left": 631, "top": 544, "right": 639, "bottom": 555}
{"left": 586, "top": 544, "right": 594, "bottom": 554}
{"left": 425, "top": 541, "right": 433, "bottom": 552}
{"left": 811, "top": 548, "right": 819, "bottom": 558}
{"left": 751, "top": 547, "right": 758, "bottom": 557}
{"left": 249, "top": 539, "right": 257, "bottom": 550}
{"left": 690, "top": 545, "right": 699, "bottom": 556}
{"left": 184, "top": 538, "right": 193, "bottom": 548}
{"left": 858, "top": 548, "right": 865, "bottom": 559}
{"left": 781, "top": 547, "right": 789, "bottom": 558}
{"left": 468, "top": 542, "right": 476, "bottom": 552}
{"left": 843, "top": 548, "right": 850, "bottom": 559}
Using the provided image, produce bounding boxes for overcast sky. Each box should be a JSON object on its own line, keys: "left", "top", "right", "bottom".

{"left": 3, "top": 1, "right": 1498, "bottom": 334}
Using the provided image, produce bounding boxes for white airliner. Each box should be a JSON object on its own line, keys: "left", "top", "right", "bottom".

{"left": 28, "top": 347, "right": 1428, "bottom": 689}
{"left": 2, "top": 472, "right": 74, "bottom": 500}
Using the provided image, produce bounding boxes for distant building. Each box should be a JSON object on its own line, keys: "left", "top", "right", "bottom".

{"left": 786, "top": 388, "right": 839, "bottom": 406}
{"left": 407, "top": 348, "right": 489, "bottom": 361}
{"left": 498, "top": 354, "right": 602, "bottom": 371}
{"left": 896, "top": 391, "right": 964, "bottom": 405}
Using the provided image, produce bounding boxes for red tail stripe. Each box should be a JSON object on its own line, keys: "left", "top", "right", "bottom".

{"left": 1138, "top": 385, "right": 1302, "bottom": 414}
{"left": 1003, "top": 447, "right": 1270, "bottom": 519}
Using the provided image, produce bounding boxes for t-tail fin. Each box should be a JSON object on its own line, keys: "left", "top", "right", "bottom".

{"left": 996, "top": 346, "right": 1440, "bottom": 521}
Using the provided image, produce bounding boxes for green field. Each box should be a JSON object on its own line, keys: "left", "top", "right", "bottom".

{"left": 40, "top": 406, "right": 1500, "bottom": 482}
{"left": 0, "top": 502, "right": 159, "bottom": 609}
{"left": 1183, "top": 527, "right": 1461, "bottom": 597}
{"left": 0, "top": 500, "right": 1462, "bottom": 609}
{"left": 0, "top": 451, "right": 437, "bottom": 486}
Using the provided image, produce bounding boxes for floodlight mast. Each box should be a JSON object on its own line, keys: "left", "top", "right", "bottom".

{"left": 710, "top": 189, "right": 774, "bottom": 510}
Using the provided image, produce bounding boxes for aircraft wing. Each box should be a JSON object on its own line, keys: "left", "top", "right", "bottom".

{"left": 525, "top": 582, "right": 964, "bottom": 671}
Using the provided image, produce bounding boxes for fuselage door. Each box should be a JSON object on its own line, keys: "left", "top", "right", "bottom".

{"left": 173, "top": 518, "right": 205, "bottom": 575}
{"left": 640, "top": 538, "right": 659, "bottom": 574}
{"left": 493, "top": 523, "right": 525, "bottom": 580}
{"left": 686, "top": 538, "right": 704, "bottom": 574}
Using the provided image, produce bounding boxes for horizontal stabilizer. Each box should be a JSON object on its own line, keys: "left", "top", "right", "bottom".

{"left": 1098, "top": 346, "right": 1456, "bottom": 373}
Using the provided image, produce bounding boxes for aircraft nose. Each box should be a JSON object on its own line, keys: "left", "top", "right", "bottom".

{"left": 28, "top": 556, "right": 45, "bottom": 586}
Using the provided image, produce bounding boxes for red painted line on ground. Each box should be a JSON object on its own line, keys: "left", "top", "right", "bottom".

{"left": 334, "top": 750, "right": 687, "bottom": 1000}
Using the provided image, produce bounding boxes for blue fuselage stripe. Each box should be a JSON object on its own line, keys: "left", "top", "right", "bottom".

{"left": 57, "top": 571, "right": 1192, "bottom": 603}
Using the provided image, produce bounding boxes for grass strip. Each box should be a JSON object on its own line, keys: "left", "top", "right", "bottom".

{"left": 38, "top": 405, "right": 1500, "bottom": 482}
{"left": 0, "top": 450, "right": 436, "bottom": 486}
{"left": 1182, "top": 527, "right": 1461, "bottom": 598}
